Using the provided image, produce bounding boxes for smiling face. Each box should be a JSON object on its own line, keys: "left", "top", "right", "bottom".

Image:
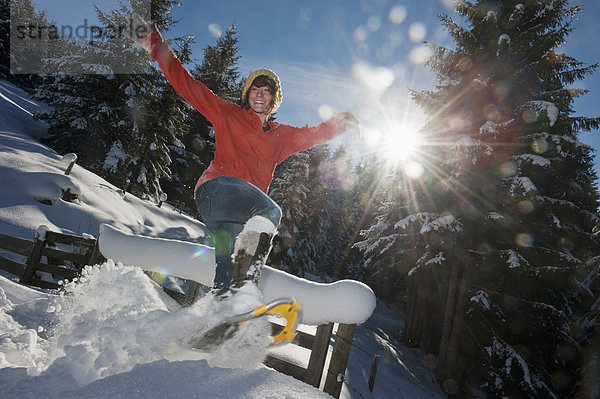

{"left": 242, "top": 74, "right": 279, "bottom": 122}
{"left": 248, "top": 85, "right": 273, "bottom": 116}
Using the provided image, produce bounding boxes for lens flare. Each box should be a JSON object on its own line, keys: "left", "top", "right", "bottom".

{"left": 517, "top": 200, "right": 534, "bottom": 214}
{"left": 497, "top": 161, "right": 517, "bottom": 177}
{"left": 208, "top": 23, "right": 222, "bottom": 38}
{"left": 149, "top": 270, "right": 168, "bottom": 284}
{"left": 522, "top": 109, "right": 537, "bottom": 124}
{"left": 532, "top": 138, "right": 549, "bottom": 154}
{"left": 515, "top": 233, "right": 534, "bottom": 247}
{"left": 389, "top": 6, "right": 407, "bottom": 24}
{"left": 191, "top": 244, "right": 212, "bottom": 259}
{"left": 408, "top": 45, "right": 433, "bottom": 64}
{"left": 408, "top": 23, "right": 427, "bottom": 42}
{"left": 318, "top": 104, "right": 334, "bottom": 120}
{"left": 352, "top": 61, "right": 394, "bottom": 91}
{"left": 435, "top": 180, "right": 451, "bottom": 193}
{"left": 367, "top": 16, "right": 382, "bottom": 32}
{"left": 405, "top": 161, "right": 424, "bottom": 179}
{"left": 477, "top": 242, "right": 492, "bottom": 252}
{"left": 353, "top": 26, "right": 368, "bottom": 43}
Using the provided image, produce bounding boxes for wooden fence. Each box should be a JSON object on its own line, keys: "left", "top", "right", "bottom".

{"left": 266, "top": 323, "right": 335, "bottom": 387}
{"left": 0, "top": 228, "right": 355, "bottom": 398}
{"left": 263, "top": 322, "right": 356, "bottom": 397}
{"left": 160, "top": 279, "right": 357, "bottom": 397}
{"left": 0, "top": 230, "right": 105, "bottom": 289}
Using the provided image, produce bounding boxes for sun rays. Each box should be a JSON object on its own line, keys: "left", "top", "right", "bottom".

{"left": 363, "top": 123, "right": 420, "bottom": 162}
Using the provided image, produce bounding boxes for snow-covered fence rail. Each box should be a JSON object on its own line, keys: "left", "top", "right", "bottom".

{"left": 159, "top": 279, "right": 355, "bottom": 398}
{"left": 96, "top": 223, "right": 374, "bottom": 397}
{"left": 0, "top": 229, "right": 104, "bottom": 289}
{"left": 2, "top": 226, "right": 365, "bottom": 397}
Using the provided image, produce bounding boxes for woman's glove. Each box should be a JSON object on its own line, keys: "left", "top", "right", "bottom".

{"left": 339, "top": 112, "right": 361, "bottom": 139}
{"left": 122, "top": 12, "right": 158, "bottom": 55}
{"left": 123, "top": 13, "right": 151, "bottom": 40}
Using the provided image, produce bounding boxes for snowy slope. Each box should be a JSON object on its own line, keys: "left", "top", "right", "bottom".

{"left": 0, "top": 79, "right": 445, "bottom": 398}
{"left": 0, "top": 82, "right": 208, "bottom": 242}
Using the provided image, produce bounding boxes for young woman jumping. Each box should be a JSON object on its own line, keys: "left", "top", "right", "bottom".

{"left": 128, "top": 15, "right": 359, "bottom": 299}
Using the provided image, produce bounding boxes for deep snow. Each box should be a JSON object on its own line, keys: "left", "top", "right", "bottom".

{"left": 0, "top": 79, "right": 445, "bottom": 398}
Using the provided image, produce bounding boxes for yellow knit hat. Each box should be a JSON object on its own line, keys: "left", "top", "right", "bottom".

{"left": 241, "top": 68, "right": 283, "bottom": 114}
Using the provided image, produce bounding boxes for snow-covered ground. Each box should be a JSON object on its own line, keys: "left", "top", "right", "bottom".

{"left": 0, "top": 79, "right": 445, "bottom": 398}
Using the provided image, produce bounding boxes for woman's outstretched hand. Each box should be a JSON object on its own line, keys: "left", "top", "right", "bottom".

{"left": 338, "top": 112, "right": 361, "bottom": 139}
{"left": 122, "top": 13, "right": 151, "bottom": 40}
{"left": 122, "top": 12, "right": 154, "bottom": 53}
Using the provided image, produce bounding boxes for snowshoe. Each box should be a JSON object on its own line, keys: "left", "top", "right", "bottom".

{"left": 187, "top": 298, "right": 302, "bottom": 351}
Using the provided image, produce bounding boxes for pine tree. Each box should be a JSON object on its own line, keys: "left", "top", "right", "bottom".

{"left": 129, "top": 32, "right": 195, "bottom": 203}
{"left": 307, "top": 145, "right": 360, "bottom": 278}
{"left": 269, "top": 149, "right": 314, "bottom": 275}
{"left": 344, "top": 157, "right": 387, "bottom": 281}
{"left": 35, "top": 72, "right": 125, "bottom": 171}
{"left": 33, "top": 41, "right": 158, "bottom": 197}
{"left": 0, "top": 0, "right": 9, "bottom": 77}
{"left": 3, "top": 0, "right": 47, "bottom": 88}
{"left": 8, "top": 0, "right": 47, "bottom": 73}
{"left": 95, "top": 0, "right": 194, "bottom": 200}
{"left": 358, "top": 1, "right": 600, "bottom": 396}
{"left": 269, "top": 145, "right": 366, "bottom": 280}
{"left": 33, "top": 0, "right": 194, "bottom": 201}
{"left": 191, "top": 25, "right": 243, "bottom": 103}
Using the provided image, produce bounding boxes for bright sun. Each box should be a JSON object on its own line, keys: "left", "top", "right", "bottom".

{"left": 386, "top": 124, "right": 420, "bottom": 161}
{"left": 365, "top": 123, "right": 422, "bottom": 162}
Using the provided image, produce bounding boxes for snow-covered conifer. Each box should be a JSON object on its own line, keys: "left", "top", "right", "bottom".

{"left": 269, "top": 149, "right": 313, "bottom": 275}
{"left": 0, "top": 0, "right": 9, "bottom": 77}
{"left": 359, "top": 1, "right": 600, "bottom": 396}
{"left": 33, "top": 1, "right": 194, "bottom": 201}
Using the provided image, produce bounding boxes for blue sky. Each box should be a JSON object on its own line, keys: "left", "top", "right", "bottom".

{"left": 169, "top": 0, "right": 460, "bottom": 160}
{"left": 167, "top": 0, "right": 600, "bottom": 170}
{"left": 31, "top": 0, "right": 600, "bottom": 173}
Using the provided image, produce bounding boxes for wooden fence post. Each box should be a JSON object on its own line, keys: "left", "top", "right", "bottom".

{"left": 87, "top": 239, "right": 106, "bottom": 266}
{"left": 323, "top": 323, "right": 356, "bottom": 398}
{"left": 20, "top": 234, "right": 46, "bottom": 285}
{"left": 63, "top": 153, "right": 77, "bottom": 175}
{"left": 305, "top": 323, "right": 334, "bottom": 387}
{"left": 158, "top": 193, "right": 167, "bottom": 208}
{"left": 368, "top": 354, "right": 381, "bottom": 391}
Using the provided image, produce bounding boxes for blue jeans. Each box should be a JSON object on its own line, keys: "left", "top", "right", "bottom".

{"left": 195, "top": 176, "right": 282, "bottom": 288}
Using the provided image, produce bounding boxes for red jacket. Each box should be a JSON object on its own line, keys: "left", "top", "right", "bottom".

{"left": 148, "top": 28, "right": 347, "bottom": 195}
